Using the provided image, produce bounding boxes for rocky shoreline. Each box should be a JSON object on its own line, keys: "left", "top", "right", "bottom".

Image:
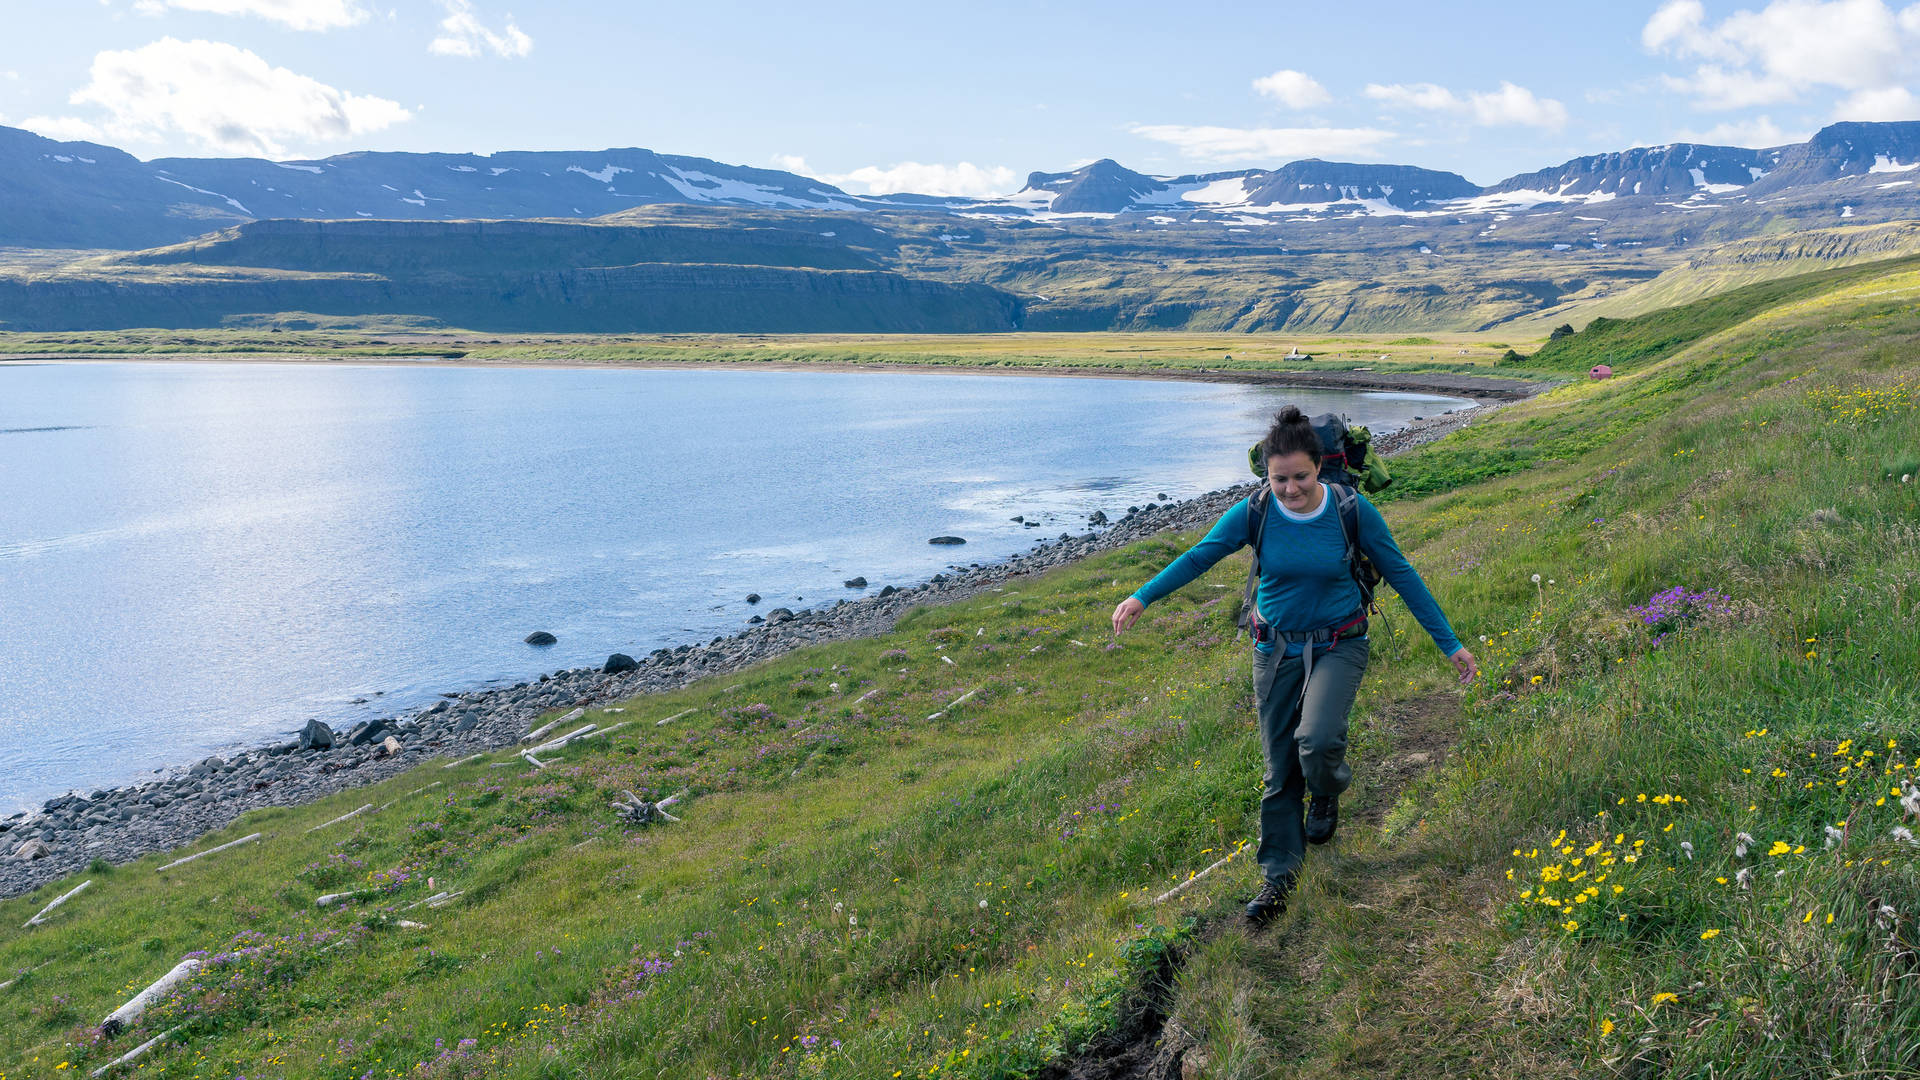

{"left": 0, "top": 391, "right": 1537, "bottom": 899}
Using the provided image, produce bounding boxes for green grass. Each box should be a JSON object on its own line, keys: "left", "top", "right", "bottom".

{"left": 3, "top": 255, "right": 1919, "bottom": 1078}
{"left": 0, "top": 327, "right": 1538, "bottom": 377}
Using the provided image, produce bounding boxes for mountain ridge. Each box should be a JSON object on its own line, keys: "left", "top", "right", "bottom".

{"left": 6, "top": 120, "right": 1920, "bottom": 249}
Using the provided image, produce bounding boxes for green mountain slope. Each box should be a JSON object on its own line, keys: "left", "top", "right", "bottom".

{"left": 1, "top": 257, "right": 1917, "bottom": 1079}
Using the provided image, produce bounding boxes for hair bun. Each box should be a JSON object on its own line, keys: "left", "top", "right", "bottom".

{"left": 1275, "top": 405, "right": 1306, "bottom": 425}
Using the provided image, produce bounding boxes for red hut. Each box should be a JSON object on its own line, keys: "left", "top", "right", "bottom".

{"left": 1589, "top": 364, "right": 1613, "bottom": 380}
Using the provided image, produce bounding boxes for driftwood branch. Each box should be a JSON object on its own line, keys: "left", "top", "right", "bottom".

{"left": 91, "top": 1025, "right": 182, "bottom": 1076}
{"left": 306, "top": 804, "right": 374, "bottom": 834}
{"left": 24, "top": 879, "right": 91, "bottom": 928}
{"left": 611, "top": 789, "right": 683, "bottom": 826}
{"left": 655, "top": 708, "right": 696, "bottom": 727}
{"left": 441, "top": 753, "right": 485, "bottom": 770}
{"left": 156, "top": 832, "right": 262, "bottom": 872}
{"left": 0, "top": 960, "right": 54, "bottom": 991}
{"left": 853, "top": 687, "right": 883, "bottom": 705}
{"left": 101, "top": 957, "right": 202, "bottom": 1036}
{"left": 527, "top": 723, "right": 595, "bottom": 755}
{"left": 401, "top": 889, "right": 464, "bottom": 911}
{"left": 1150, "top": 841, "right": 1251, "bottom": 906}
{"left": 927, "top": 688, "right": 979, "bottom": 721}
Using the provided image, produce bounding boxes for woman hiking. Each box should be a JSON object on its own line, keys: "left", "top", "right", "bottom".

{"left": 1110, "top": 406, "right": 1477, "bottom": 925}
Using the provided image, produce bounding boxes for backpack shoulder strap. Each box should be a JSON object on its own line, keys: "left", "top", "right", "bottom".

{"left": 1241, "top": 486, "right": 1269, "bottom": 627}
{"left": 1331, "top": 483, "right": 1360, "bottom": 556}
{"left": 1330, "top": 483, "right": 1382, "bottom": 614}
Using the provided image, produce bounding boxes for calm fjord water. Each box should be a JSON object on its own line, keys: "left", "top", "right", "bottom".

{"left": 0, "top": 361, "right": 1467, "bottom": 810}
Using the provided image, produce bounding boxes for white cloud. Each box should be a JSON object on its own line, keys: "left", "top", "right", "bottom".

{"left": 1364, "top": 80, "right": 1568, "bottom": 129}
{"left": 1128, "top": 124, "right": 1396, "bottom": 164}
{"left": 1833, "top": 85, "right": 1920, "bottom": 119}
{"left": 1674, "top": 114, "right": 1808, "bottom": 145}
{"left": 1464, "top": 82, "right": 1570, "bottom": 128}
{"left": 841, "top": 161, "right": 1018, "bottom": 198}
{"left": 131, "top": 0, "right": 368, "bottom": 31}
{"left": 28, "top": 37, "right": 408, "bottom": 156}
{"left": 429, "top": 0, "right": 531, "bottom": 58}
{"left": 1644, "top": 0, "right": 1920, "bottom": 109}
{"left": 21, "top": 114, "right": 109, "bottom": 143}
{"left": 1365, "top": 82, "right": 1460, "bottom": 111}
{"left": 1252, "top": 69, "right": 1331, "bottom": 109}
{"left": 771, "top": 155, "right": 1017, "bottom": 197}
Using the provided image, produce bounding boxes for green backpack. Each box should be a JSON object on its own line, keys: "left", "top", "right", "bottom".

{"left": 1247, "top": 413, "right": 1393, "bottom": 494}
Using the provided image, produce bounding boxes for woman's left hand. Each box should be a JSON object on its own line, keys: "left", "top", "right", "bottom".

{"left": 1448, "top": 646, "right": 1479, "bottom": 683}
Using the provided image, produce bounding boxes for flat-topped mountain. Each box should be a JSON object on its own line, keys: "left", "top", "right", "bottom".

{"left": 1748, "top": 121, "right": 1920, "bottom": 193}
{"left": 1482, "top": 143, "right": 1783, "bottom": 200}
{"left": 1008, "top": 158, "right": 1479, "bottom": 214}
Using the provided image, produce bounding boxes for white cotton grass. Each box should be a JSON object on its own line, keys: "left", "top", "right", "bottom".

{"left": 1735, "top": 832, "right": 1754, "bottom": 859}
{"left": 1824, "top": 824, "right": 1846, "bottom": 850}
{"left": 1892, "top": 826, "right": 1916, "bottom": 846}
{"left": 1735, "top": 867, "right": 1753, "bottom": 890}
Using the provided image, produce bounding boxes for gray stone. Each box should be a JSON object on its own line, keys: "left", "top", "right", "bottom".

{"left": 524, "top": 631, "right": 557, "bottom": 646}
{"left": 10, "top": 839, "right": 50, "bottom": 861}
{"left": 929, "top": 536, "right": 966, "bottom": 545}
{"left": 843, "top": 577, "right": 867, "bottom": 588}
{"left": 298, "top": 719, "right": 335, "bottom": 751}
{"left": 348, "top": 719, "right": 394, "bottom": 747}
{"left": 1088, "top": 510, "right": 1109, "bottom": 525}
{"left": 603, "top": 653, "right": 638, "bottom": 674}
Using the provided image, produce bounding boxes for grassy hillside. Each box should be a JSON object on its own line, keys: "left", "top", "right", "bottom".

{"left": 1518, "top": 220, "right": 1920, "bottom": 329}
{"left": 2, "top": 258, "right": 1917, "bottom": 1078}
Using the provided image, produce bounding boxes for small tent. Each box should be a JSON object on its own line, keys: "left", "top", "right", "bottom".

{"left": 1589, "top": 364, "right": 1613, "bottom": 380}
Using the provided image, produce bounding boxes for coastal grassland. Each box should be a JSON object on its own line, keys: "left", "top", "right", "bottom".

{"left": 1, "top": 256, "right": 1918, "bottom": 1078}
{"left": 0, "top": 326, "right": 1531, "bottom": 376}
{"left": 0, "top": 528, "right": 1452, "bottom": 1080}
{"left": 1150, "top": 258, "right": 1920, "bottom": 1078}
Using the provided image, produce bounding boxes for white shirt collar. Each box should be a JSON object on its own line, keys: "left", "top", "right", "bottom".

{"left": 1274, "top": 483, "right": 1330, "bottom": 523}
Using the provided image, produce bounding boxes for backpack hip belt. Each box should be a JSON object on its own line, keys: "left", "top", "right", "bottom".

{"left": 1256, "top": 608, "right": 1369, "bottom": 707}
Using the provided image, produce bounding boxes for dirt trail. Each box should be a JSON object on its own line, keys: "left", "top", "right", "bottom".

{"left": 1039, "top": 691, "right": 1468, "bottom": 1078}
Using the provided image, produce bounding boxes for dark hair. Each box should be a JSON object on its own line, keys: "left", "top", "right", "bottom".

{"left": 1261, "top": 405, "right": 1321, "bottom": 465}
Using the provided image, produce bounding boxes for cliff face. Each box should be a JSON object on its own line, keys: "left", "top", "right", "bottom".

{"left": 122, "top": 219, "right": 881, "bottom": 274}
{"left": 1746, "top": 121, "right": 1920, "bottom": 194}
{"left": 0, "top": 264, "right": 1022, "bottom": 333}
{"left": 1243, "top": 161, "right": 1480, "bottom": 209}
{"left": 1483, "top": 143, "right": 1781, "bottom": 198}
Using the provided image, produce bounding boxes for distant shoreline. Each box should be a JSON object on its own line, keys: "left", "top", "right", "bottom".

{"left": 0, "top": 352, "right": 1550, "bottom": 402}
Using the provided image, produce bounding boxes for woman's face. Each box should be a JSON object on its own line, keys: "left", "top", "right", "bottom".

{"left": 1266, "top": 451, "right": 1321, "bottom": 512}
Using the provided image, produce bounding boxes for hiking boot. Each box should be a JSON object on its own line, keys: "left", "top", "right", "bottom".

{"left": 1245, "top": 875, "right": 1294, "bottom": 926}
{"left": 1305, "top": 793, "right": 1339, "bottom": 845}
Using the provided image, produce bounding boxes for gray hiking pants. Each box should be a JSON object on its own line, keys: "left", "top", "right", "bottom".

{"left": 1252, "top": 638, "right": 1369, "bottom": 885}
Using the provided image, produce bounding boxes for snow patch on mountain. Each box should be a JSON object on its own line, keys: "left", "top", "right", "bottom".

{"left": 153, "top": 174, "right": 251, "bottom": 215}
{"left": 568, "top": 164, "right": 632, "bottom": 184}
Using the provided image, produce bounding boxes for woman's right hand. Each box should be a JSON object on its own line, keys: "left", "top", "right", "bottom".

{"left": 1112, "top": 596, "right": 1145, "bottom": 635}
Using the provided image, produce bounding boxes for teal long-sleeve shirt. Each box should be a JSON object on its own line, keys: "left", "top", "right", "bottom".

{"left": 1132, "top": 483, "right": 1463, "bottom": 658}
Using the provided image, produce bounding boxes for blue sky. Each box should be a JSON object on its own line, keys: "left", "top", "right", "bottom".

{"left": 4, "top": 0, "right": 1918, "bottom": 192}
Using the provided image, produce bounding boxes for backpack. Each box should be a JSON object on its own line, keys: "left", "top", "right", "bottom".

{"left": 1234, "top": 482, "right": 1384, "bottom": 640}
{"left": 1247, "top": 413, "right": 1393, "bottom": 494}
